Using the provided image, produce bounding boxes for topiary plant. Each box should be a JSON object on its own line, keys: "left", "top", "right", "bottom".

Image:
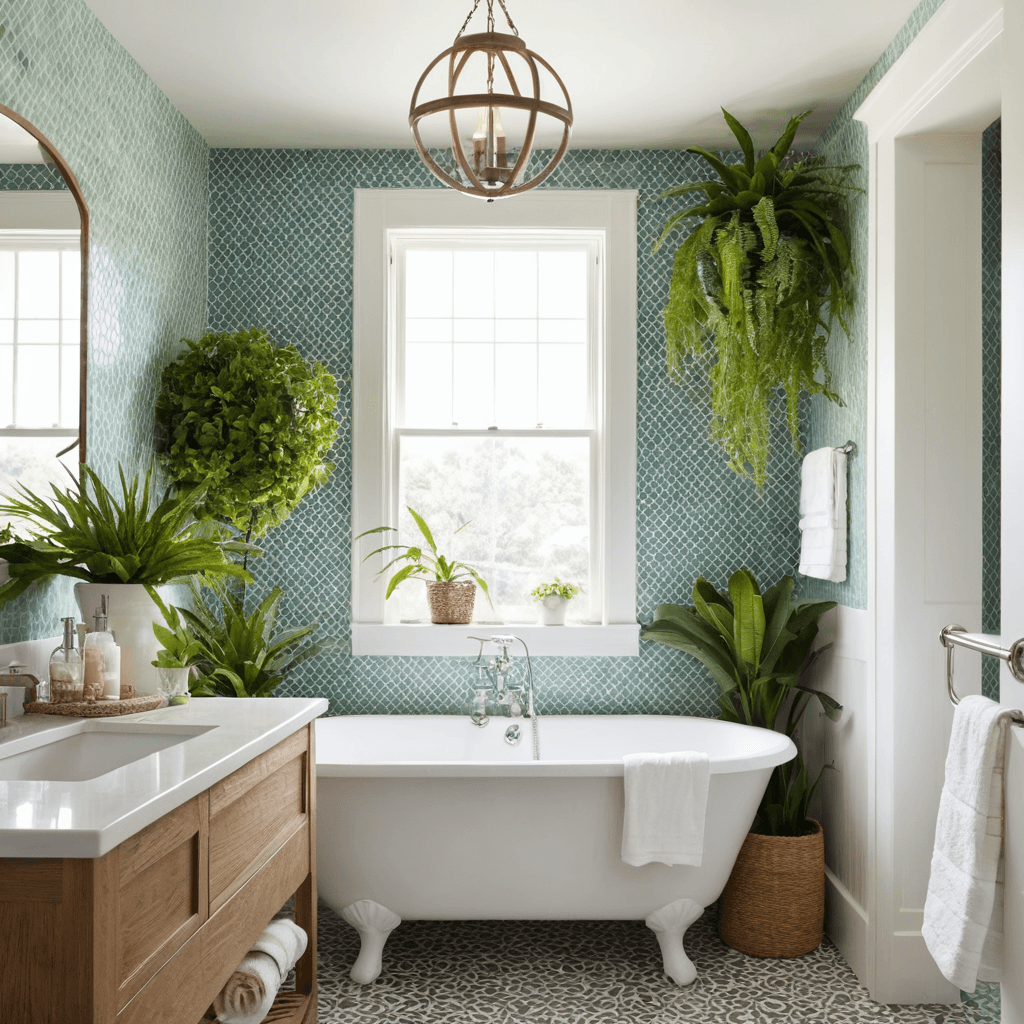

{"left": 155, "top": 328, "right": 339, "bottom": 541}
{"left": 656, "top": 109, "right": 861, "bottom": 489}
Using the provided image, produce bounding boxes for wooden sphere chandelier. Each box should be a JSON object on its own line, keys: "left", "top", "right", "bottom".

{"left": 409, "top": 0, "right": 573, "bottom": 201}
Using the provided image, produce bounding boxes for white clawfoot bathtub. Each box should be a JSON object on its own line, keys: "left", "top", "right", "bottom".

{"left": 316, "top": 714, "right": 795, "bottom": 985}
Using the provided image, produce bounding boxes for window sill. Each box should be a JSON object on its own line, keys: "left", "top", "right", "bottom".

{"left": 350, "top": 623, "right": 640, "bottom": 657}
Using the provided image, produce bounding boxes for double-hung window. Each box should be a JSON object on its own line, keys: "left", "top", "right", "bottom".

{"left": 0, "top": 227, "right": 81, "bottom": 508}
{"left": 352, "top": 190, "right": 637, "bottom": 655}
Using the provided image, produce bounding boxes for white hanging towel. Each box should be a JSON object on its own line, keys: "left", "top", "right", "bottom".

{"left": 621, "top": 751, "right": 710, "bottom": 867}
{"left": 798, "top": 446, "right": 848, "bottom": 582}
{"left": 922, "top": 694, "right": 1019, "bottom": 992}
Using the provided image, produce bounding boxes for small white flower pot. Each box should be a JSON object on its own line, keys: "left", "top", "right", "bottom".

{"left": 538, "top": 595, "right": 569, "bottom": 626}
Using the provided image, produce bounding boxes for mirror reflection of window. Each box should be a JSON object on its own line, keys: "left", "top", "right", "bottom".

{"left": 0, "top": 112, "right": 82, "bottom": 521}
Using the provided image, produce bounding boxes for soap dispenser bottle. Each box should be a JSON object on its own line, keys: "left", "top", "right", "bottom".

{"left": 49, "top": 616, "right": 84, "bottom": 703}
{"left": 85, "top": 596, "right": 122, "bottom": 701}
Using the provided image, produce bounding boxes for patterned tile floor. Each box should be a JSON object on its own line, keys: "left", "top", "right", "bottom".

{"left": 313, "top": 900, "right": 999, "bottom": 1023}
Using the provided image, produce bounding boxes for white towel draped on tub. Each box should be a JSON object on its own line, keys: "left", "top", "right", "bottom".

{"left": 621, "top": 751, "right": 710, "bottom": 867}
{"left": 798, "top": 446, "right": 848, "bottom": 583}
{"left": 922, "top": 694, "right": 1019, "bottom": 991}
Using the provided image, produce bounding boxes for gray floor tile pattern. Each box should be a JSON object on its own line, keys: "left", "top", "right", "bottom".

{"left": 313, "top": 900, "right": 996, "bottom": 1024}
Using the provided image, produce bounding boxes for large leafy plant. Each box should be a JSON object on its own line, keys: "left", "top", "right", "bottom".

{"left": 150, "top": 582, "right": 339, "bottom": 698}
{"left": 357, "top": 506, "right": 492, "bottom": 603}
{"left": 155, "top": 328, "right": 339, "bottom": 541}
{"left": 657, "top": 109, "right": 860, "bottom": 488}
{"left": 0, "top": 465, "right": 251, "bottom": 608}
{"left": 640, "top": 570, "right": 839, "bottom": 836}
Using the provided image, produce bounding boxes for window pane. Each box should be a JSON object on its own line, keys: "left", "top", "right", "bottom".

{"left": 398, "top": 435, "right": 591, "bottom": 623}
{"left": 0, "top": 436, "right": 77, "bottom": 531}
{"left": 0, "top": 252, "right": 14, "bottom": 318}
{"left": 494, "top": 251, "right": 537, "bottom": 318}
{"left": 452, "top": 319, "right": 493, "bottom": 344}
{"left": 538, "top": 251, "right": 588, "bottom": 318}
{"left": 539, "top": 345, "right": 588, "bottom": 427}
{"left": 61, "top": 344, "right": 80, "bottom": 427}
{"left": 453, "top": 250, "right": 493, "bottom": 317}
{"left": 62, "top": 250, "right": 81, "bottom": 318}
{"left": 404, "top": 343, "right": 452, "bottom": 426}
{"left": 406, "top": 318, "right": 451, "bottom": 343}
{"left": 452, "top": 343, "right": 494, "bottom": 427}
{"left": 15, "top": 346, "right": 59, "bottom": 426}
{"left": 495, "top": 318, "right": 536, "bottom": 344}
{"left": 17, "top": 320, "right": 60, "bottom": 345}
{"left": 539, "top": 319, "right": 586, "bottom": 344}
{"left": 63, "top": 319, "right": 80, "bottom": 346}
{"left": 406, "top": 250, "right": 452, "bottom": 317}
{"left": 495, "top": 343, "right": 537, "bottom": 428}
{"left": 0, "top": 344, "right": 11, "bottom": 426}
{"left": 17, "top": 251, "right": 61, "bottom": 318}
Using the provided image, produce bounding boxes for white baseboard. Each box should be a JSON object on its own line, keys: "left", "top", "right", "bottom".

{"left": 825, "top": 867, "right": 869, "bottom": 987}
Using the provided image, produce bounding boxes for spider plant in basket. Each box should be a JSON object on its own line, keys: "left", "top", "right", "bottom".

{"left": 640, "top": 569, "right": 840, "bottom": 958}
{"left": 357, "top": 506, "right": 492, "bottom": 625}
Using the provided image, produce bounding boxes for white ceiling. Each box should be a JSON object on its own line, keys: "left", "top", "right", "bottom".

{"left": 82, "top": 0, "right": 925, "bottom": 150}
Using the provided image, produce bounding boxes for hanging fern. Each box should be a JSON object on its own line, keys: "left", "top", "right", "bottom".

{"left": 657, "top": 109, "right": 861, "bottom": 489}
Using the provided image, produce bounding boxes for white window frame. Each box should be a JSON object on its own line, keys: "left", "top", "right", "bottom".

{"left": 0, "top": 226, "right": 82, "bottom": 449}
{"left": 352, "top": 189, "right": 638, "bottom": 656}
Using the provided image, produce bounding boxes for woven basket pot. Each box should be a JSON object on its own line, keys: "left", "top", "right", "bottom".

{"left": 720, "top": 819, "right": 825, "bottom": 958}
{"left": 425, "top": 580, "right": 476, "bottom": 624}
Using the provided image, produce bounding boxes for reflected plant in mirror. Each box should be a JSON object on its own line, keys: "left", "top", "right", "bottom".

{"left": 0, "top": 106, "right": 87, "bottom": 525}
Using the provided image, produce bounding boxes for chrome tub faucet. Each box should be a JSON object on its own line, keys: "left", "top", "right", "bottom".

{"left": 466, "top": 635, "right": 539, "bottom": 757}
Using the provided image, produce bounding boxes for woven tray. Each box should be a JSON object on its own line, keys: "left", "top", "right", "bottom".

{"left": 25, "top": 694, "right": 162, "bottom": 717}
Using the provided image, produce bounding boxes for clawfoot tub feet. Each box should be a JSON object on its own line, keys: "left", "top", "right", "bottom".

{"left": 645, "top": 898, "right": 704, "bottom": 986}
{"left": 341, "top": 900, "right": 402, "bottom": 984}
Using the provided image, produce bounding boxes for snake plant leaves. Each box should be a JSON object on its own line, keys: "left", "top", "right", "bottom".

{"left": 657, "top": 108, "right": 861, "bottom": 488}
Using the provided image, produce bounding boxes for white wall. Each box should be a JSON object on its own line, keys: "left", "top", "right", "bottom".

{"left": 803, "top": 605, "right": 870, "bottom": 984}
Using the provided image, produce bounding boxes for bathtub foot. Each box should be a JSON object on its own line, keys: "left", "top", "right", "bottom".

{"left": 645, "top": 898, "right": 703, "bottom": 986}
{"left": 341, "top": 900, "right": 402, "bottom": 984}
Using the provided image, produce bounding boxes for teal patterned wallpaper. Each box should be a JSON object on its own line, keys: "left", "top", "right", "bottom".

{"left": 0, "top": 162, "right": 66, "bottom": 189}
{"left": 0, "top": 0, "right": 208, "bottom": 645}
{"left": 207, "top": 147, "right": 809, "bottom": 716}
{"left": 981, "top": 119, "right": 1001, "bottom": 702}
{"left": 804, "top": 0, "right": 949, "bottom": 610}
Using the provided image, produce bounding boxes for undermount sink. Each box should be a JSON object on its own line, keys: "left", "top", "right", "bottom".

{"left": 0, "top": 722, "right": 215, "bottom": 782}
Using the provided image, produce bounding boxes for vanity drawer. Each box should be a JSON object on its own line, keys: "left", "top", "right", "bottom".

{"left": 115, "top": 794, "right": 208, "bottom": 1008}
{"left": 208, "top": 728, "right": 309, "bottom": 911}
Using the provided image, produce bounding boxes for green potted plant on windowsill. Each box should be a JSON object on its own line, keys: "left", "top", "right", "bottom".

{"left": 640, "top": 569, "right": 839, "bottom": 958}
{"left": 530, "top": 578, "right": 580, "bottom": 626}
{"left": 357, "top": 506, "right": 492, "bottom": 625}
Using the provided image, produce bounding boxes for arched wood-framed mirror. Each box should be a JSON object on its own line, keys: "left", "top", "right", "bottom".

{"left": 0, "top": 103, "right": 89, "bottom": 502}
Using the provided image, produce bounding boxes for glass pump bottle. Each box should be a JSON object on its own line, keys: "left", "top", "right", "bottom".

{"left": 49, "top": 616, "right": 84, "bottom": 703}
{"left": 85, "top": 595, "right": 121, "bottom": 700}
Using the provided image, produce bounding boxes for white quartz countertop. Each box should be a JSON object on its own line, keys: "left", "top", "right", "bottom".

{"left": 0, "top": 696, "right": 328, "bottom": 858}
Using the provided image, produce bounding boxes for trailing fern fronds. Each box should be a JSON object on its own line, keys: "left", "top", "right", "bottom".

{"left": 658, "top": 109, "right": 861, "bottom": 488}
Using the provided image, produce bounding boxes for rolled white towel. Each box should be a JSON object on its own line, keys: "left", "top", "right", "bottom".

{"left": 214, "top": 918, "right": 308, "bottom": 1024}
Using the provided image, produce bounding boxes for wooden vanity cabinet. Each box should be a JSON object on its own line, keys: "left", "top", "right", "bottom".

{"left": 0, "top": 722, "right": 318, "bottom": 1024}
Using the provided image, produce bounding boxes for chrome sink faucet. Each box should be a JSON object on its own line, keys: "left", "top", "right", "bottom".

{"left": 1, "top": 663, "right": 41, "bottom": 727}
{"left": 467, "top": 634, "right": 539, "bottom": 759}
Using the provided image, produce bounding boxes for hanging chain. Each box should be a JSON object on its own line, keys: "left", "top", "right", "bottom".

{"left": 495, "top": 0, "right": 519, "bottom": 35}
{"left": 456, "top": 0, "right": 518, "bottom": 37}
{"left": 456, "top": 0, "right": 482, "bottom": 36}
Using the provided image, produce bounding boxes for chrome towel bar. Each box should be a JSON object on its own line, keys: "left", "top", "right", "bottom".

{"left": 939, "top": 624, "right": 1024, "bottom": 724}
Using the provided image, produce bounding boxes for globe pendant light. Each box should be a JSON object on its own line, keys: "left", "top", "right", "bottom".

{"left": 409, "top": 0, "right": 573, "bottom": 201}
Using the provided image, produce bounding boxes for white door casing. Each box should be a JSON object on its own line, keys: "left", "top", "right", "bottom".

{"left": 854, "top": 0, "right": 1001, "bottom": 1003}
{"left": 1000, "top": 0, "right": 1024, "bottom": 1021}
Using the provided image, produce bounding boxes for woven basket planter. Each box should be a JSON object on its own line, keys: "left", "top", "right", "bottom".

{"left": 426, "top": 580, "right": 476, "bottom": 624}
{"left": 720, "top": 818, "right": 824, "bottom": 958}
